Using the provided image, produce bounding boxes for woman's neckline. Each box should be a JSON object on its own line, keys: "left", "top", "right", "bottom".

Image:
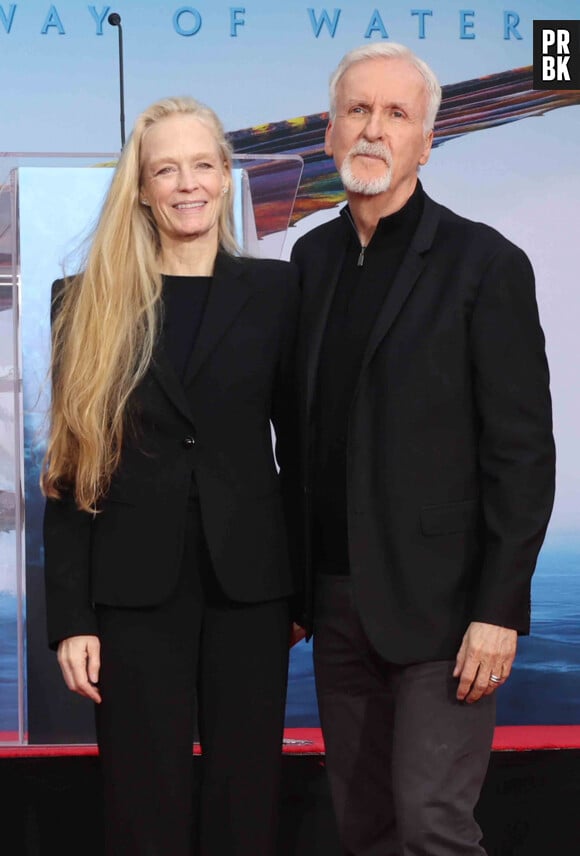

{"left": 161, "top": 273, "right": 213, "bottom": 280}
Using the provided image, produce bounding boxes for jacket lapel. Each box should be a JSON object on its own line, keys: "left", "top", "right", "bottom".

{"left": 148, "top": 253, "right": 252, "bottom": 422}
{"left": 304, "top": 236, "right": 347, "bottom": 418}
{"left": 150, "top": 344, "right": 195, "bottom": 425}
{"left": 182, "top": 252, "right": 253, "bottom": 388}
{"left": 356, "top": 194, "right": 441, "bottom": 383}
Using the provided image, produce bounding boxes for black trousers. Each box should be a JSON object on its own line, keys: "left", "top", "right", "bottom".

{"left": 95, "top": 502, "right": 290, "bottom": 856}
{"left": 313, "top": 575, "right": 496, "bottom": 856}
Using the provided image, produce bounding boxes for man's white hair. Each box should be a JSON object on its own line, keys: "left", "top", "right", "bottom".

{"left": 328, "top": 42, "right": 442, "bottom": 134}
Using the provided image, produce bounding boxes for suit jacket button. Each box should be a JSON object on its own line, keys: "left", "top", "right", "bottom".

{"left": 182, "top": 436, "right": 195, "bottom": 448}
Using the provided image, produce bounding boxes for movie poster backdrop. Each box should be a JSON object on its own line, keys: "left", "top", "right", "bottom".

{"left": 0, "top": 0, "right": 578, "bottom": 742}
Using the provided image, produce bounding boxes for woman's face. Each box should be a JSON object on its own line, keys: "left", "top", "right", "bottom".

{"left": 139, "top": 113, "right": 229, "bottom": 253}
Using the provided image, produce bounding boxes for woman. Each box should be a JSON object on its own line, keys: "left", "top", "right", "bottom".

{"left": 41, "top": 96, "right": 301, "bottom": 856}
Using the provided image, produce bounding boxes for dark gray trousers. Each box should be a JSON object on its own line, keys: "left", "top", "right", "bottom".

{"left": 313, "top": 575, "right": 496, "bottom": 856}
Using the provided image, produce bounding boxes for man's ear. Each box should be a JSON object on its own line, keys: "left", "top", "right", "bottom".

{"left": 324, "top": 121, "right": 334, "bottom": 158}
{"left": 419, "top": 130, "right": 434, "bottom": 166}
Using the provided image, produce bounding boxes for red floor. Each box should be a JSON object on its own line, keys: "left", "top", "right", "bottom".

{"left": 2, "top": 725, "right": 580, "bottom": 757}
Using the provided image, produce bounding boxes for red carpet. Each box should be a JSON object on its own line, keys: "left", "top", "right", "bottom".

{"left": 2, "top": 725, "right": 580, "bottom": 757}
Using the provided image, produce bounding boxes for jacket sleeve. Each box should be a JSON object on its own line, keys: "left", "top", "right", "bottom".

{"left": 469, "top": 242, "right": 556, "bottom": 632}
{"left": 44, "top": 495, "right": 97, "bottom": 649}
{"left": 43, "top": 278, "right": 98, "bottom": 649}
{"left": 270, "top": 263, "right": 304, "bottom": 618}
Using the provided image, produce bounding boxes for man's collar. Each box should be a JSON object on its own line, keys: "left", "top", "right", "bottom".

{"left": 340, "top": 179, "right": 425, "bottom": 237}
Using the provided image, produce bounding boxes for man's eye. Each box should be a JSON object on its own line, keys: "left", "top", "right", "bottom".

{"left": 350, "top": 106, "right": 367, "bottom": 115}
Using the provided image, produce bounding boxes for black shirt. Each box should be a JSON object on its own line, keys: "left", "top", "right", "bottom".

{"left": 161, "top": 274, "right": 211, "bottom": 382}
{"left": 312, "top": 182, "right": 425, "bottom": 574}
{"left": 161, "top": 274, "right": 212, "bottom": 506}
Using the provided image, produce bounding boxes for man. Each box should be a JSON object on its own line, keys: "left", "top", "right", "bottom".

{"left": 290, "top": 43, "right": 555, "bottom": 855}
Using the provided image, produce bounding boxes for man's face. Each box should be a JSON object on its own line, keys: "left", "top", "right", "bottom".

{"left": 325, "top": 57, "right": 433, "bottom": 201}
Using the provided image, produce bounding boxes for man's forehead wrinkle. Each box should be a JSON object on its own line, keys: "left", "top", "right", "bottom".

{"left": 336, "top": 88, "right": 427, "bottom": 113}
{"left": 336, "top": 59, "right": 428, "bottom": 99}
{"left": 342, "top": 95, "right": 413, "bottom": 108}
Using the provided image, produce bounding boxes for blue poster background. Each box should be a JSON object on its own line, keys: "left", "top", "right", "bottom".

{"left": 0, "top": 0, "right": 579, "bottom": 740}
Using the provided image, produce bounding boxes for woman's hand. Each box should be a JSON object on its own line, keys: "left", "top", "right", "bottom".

{"left": 290, "top": 622, "right": 306, "bottom": 648}
{"left": 57, "top": 635, "right": 102, "bottom": 703}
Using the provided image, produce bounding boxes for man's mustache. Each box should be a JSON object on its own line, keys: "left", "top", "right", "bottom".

{"left": 347, "top": 141, "right": 392, "bottom": 164}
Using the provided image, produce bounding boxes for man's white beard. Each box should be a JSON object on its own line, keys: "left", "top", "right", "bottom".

{"left": 340, "top": 140, "right": 392, "bottom": 196}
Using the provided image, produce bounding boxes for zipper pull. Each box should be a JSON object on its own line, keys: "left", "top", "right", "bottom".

{"left": 357, "top": 245, "right": 366, "bottom": 267}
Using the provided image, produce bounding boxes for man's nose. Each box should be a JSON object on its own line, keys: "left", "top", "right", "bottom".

{"left": 363, "top": 109, "right": 386, "bottom": 141}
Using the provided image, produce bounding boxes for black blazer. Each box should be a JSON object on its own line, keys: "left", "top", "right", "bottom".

{"left": 44, "top": 253, "right": 300, "bottom": 649}
{"left": 291, "top": 192, "right": 556, "bottom": 664}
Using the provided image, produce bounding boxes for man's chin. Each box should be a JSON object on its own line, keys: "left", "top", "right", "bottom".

{"left": 340, "top": 163, "right": 392, "bottom": 196}
{"left": 342, "top": 175, "right": 392, "bottom": 196}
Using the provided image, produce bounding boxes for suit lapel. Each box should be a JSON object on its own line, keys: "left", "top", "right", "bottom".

{"left": 356, "top": 194, "right": 441, "bottom": 382}
{"left": 150, "top": 345, "right": 195, "bottom": 425}
{"left": 148, "top": 253, "right": 252, "bottom": 421}
{"left": 303, "top": 197, "right": 441, "bottom": 416}
{"left": 304, "top": 233, "right": 347, "bottom": 418}
{"left": 182, "top": 252, "right": 253, "bottom": 388}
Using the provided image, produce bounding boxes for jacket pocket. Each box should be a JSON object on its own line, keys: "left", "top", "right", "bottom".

{"left": 420, "top": 499, "right": 478, "bottom": 536}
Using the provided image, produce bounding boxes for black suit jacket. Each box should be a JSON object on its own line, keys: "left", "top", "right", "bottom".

{"left": 44, "top": 253, "right": 300, "bottom": 649}
{"left": 291, "top": 191, "right": 556, "bottom": 664}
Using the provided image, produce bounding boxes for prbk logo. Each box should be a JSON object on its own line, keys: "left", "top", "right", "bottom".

{"left": 533, "top": 20, "right": 580, "bottom": 89}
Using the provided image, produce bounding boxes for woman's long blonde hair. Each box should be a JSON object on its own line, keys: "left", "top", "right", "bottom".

{"left": 41, "top": 96, "right": 238, "bottom": 512}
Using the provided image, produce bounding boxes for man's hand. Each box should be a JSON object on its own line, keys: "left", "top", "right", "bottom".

{"left": 57, "top": 635, "right": 102, "bottom": 703}
{"left": 453, "top": 621, "right": 517, "bottom": 703}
